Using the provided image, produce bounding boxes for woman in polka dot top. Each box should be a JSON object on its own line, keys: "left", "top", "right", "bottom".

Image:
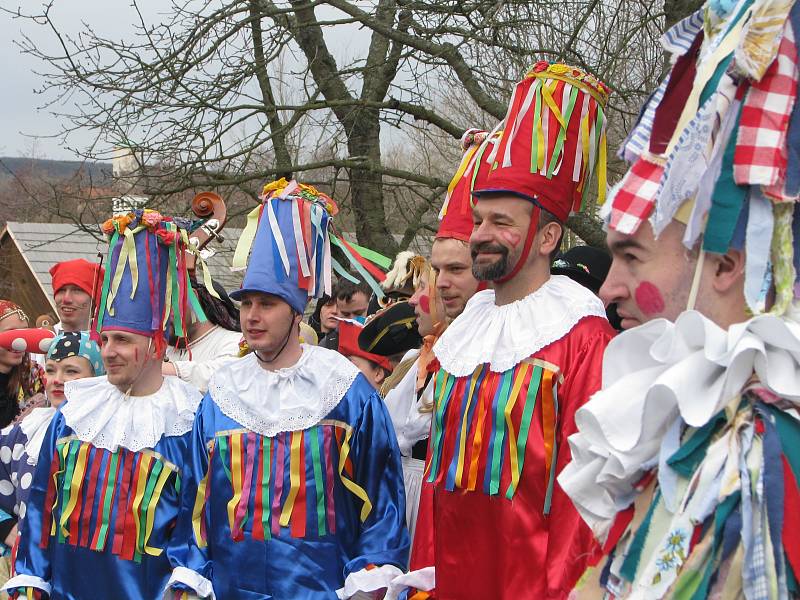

{"left": 0, "top": 332, "right": 104, "bottom": 540}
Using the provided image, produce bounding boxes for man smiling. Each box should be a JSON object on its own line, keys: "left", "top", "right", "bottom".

{"left": 48, "top": 259, "right": 104, "bottom": 333}
{"left": 4, "top": 211, "right": 202, "bottom": 599}
{"left": 391, "top": 66, "right": 615, "bottom": 599}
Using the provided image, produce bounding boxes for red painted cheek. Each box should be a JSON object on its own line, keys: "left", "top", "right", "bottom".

{"left": 418, "top": 295, "right": 430, "bottom": 315}
{"left": 635, "top": 282, "right": 666, "bottom": 316}
{"left": 500, "top": 230, "right": 522, "bottom": 248}
{"left": 134, "top": 348, "right": 139, "bottom": 362}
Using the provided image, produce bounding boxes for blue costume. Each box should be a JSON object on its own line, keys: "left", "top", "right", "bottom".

{"left": 167, "top": 348, "right": 409, "bottom": 599}
{"left": 2, "top": 211, "right": 207, "bottom": 599}
{"left": 166, "top": 179, "right": 409, "bottom": 599}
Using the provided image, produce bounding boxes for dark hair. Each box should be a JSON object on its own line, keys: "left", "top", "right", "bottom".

{"left": 308, "top": 294, "right": 335, "bottom": 336}
{"left": 192, "top": 277, "right": 240, "bottom": 332}
{"left": 334, "top": 280, "right": 371, "bottom": 303}
{"left": 1, "top": 355, "right": 36, "bottom": 427}
{"left": 537, "top": 208, "right": 564, "bottom": 262}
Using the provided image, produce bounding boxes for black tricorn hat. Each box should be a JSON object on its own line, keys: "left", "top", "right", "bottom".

{"left": 551, "top": 245, "right": 611, "bottom": 295}
{"left": 357, "top": 300, "right": 421, "bottom": 357}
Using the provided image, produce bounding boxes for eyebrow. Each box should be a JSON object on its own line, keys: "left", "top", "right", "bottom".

{"left": 608, "top": 238, "right": 647, "bottom": 253}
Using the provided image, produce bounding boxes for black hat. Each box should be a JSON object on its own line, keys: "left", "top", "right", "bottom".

{"left": 357, "top": 301, "right": 421, "bottom": 357}
{"left": 551, "top": 245, "right": 611, "bottom": 295}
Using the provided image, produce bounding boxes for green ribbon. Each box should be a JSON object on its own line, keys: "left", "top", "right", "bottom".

{"left": 489, "top": 370, "right": 514, "bottom": 496}
{"left": 506, "top": 365, "right": 543, "bottom": 500}
{"left": 95, "top": 451, "right": 120, "bottom": 551}
{"left": 309, "top": 427, "right": 327, "bottom": 536}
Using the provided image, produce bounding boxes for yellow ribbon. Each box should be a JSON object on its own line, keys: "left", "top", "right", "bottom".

{"left": 444, "top": 144, "right": 481, "bottom": 212}
{"left": 454, "top": 367, "right": 483, "bottom": 488}
{"left": 130, "top": 454, "right": 152, "bottom": 554}
{"left": 232, "top": 204, "right": 263, "bottom": 270}
{"left": 280, "top": 431, "right": 302, "bottom": 527}
{"left": 505, "top": 363, "right": 531, "bottom": 496}
{"left": 143, "top": 463, "right": 173, "bottom": 556}
{"left": 540, "top": 80, "right": 567, "bottom": 131}
{"left": 59, "top": 443, "right": 90, "bottom": 538}
{"left": 337, "top": 426, "right": 373, "bottom": 522}
{"left": 50, "top": 443, "right": 70, "bottom": 537}
{"left": 226, "top": 434, "right": 243, "bottom": 532}
{"left": 597, "top": 128, "right": 608, "bottom": 205}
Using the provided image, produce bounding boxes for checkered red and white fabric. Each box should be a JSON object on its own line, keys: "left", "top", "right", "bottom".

{"left": 607, "top": 156, "right": 664, "bottom": 234}
{"left": 733, "top": 23, "right": 799, "bottom": 191}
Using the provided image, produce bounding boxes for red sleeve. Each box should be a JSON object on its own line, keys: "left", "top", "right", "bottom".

{"left": 545, "top": 318, "right": 614, "bottom": 597}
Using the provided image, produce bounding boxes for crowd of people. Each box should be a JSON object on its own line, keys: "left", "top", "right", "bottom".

{"left": 0, "top": 2, "right": 799, "bottom": 598}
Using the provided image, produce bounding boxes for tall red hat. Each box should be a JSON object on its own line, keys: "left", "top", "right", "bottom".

{"left": 49, "top": 258, "right": 105, "bottom": 299}
{"left": 437, "top": 129, "right": 502, "bottom": 242}
{"left": 475, "top": 61, "right": 611, "bottom": 222}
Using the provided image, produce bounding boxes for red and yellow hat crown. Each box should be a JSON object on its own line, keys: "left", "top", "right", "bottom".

{"left": 476, "top": 61, "right": 611, "bottom": 222}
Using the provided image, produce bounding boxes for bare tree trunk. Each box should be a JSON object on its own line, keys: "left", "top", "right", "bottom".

{"left": 664, "top": 0, "right": 704, "bottom": 29}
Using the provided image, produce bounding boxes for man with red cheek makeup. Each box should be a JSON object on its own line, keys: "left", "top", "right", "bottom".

{"left": 561, "top": 4, "right": 800, "bottom": 597}
{"left": 3, "top": 211, "right": 203, "bottom": 600}
{"left": 389, "top": 65, "right": 615, "bottom": 600}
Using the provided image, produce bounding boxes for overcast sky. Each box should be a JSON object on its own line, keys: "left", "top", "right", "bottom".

{"left": 0, "top": 1, "right": 370, "bottom": 162}
{"left": 0, "top": 1, "right": 172, "bottom": 160}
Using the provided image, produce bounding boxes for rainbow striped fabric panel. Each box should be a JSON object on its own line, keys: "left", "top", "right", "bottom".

{"left": 192, "top": 420, "right": 372, "bottom": 547}
{"left": 427, "top": 359, "right": 563, "bottom": 512}
{"left": 38, "top": 436, "right": 180, "bottom": 562}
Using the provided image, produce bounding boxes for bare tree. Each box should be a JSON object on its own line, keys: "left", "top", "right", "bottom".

{"left": 6, "top": 0, "right": 702, "bottom": 252}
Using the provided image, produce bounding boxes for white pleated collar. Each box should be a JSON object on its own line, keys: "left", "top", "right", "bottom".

{"left": 208, "top": 344, "right": 360, "bottom": 437}
{"left": 61, "top": 376, "right": 202, "bottom": 452}
{"left": 558, "top": 310, "right": 800, "bottom": 542}
{"left": 434, "top": 275, "right": 607, "bottom": 376}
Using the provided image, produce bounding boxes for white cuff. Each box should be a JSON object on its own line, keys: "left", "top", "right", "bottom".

{"left": 384, "top": 566, "right": 436, "bottom": 600}
{"left": 164, "top": 566, "right": 216, "bottom": 600}
{"left": 336, "top": 564, "right": 404, "bottom": 599}
{"left": 2, "top": 574, "right": 52, "bottom": 596}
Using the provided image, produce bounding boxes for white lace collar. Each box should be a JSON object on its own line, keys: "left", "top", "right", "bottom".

{"left": 558, "top": 310, "right": 800, "bottom": 542}
{"left": 61, "top": 376, "right": 202, "bottom": 452}
{"left": 208, "top": 344, "right": 360, "bottom": 437}
{"left": 434, "top": 275, "right": 607, "bottom": 376}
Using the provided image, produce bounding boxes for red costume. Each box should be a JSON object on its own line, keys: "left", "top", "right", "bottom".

{"left": 390, "top": 62, "right": 614, "bottom": 600}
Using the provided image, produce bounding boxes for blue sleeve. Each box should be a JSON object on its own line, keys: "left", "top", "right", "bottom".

{"left": 165, "top": 395, "right": 215, "bottom": 598}
{"left": 4, "top": 415, "right": 65, "bottom": 598}
{"left": 344, "top": 388, "right": 410, "bottom": 576}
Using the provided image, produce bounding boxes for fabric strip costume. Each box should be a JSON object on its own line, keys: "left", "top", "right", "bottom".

{"left": 560, "top": 3, "right": 800, "bottom": 598}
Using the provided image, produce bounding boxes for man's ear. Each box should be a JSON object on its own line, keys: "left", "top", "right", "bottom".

{"left": 538, "top": 221, "right": 563, "bottom": 257}
{"left": 711, "top": 248, "right": 745, "bottom": 294}
{"left": 373, "top": 367, "right": 388, "bottom": 387}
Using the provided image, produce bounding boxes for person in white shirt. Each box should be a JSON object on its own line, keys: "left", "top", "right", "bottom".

{"left": 163, "top": 277, "right": 242, "bottom": 392}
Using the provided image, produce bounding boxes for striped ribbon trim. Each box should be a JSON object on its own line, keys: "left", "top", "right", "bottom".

{"left": 192, "top": 422, "right": 373, "bottom": 544}
{"left": 39, "top": 437, "right": 179, "bottom": 561}
{"left": 427, "top": 360, "right": 562, "bottom": 505}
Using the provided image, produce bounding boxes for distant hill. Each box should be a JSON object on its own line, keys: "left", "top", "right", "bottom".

{"left": 0, "top": 156, "right": 112, "bottom": 182}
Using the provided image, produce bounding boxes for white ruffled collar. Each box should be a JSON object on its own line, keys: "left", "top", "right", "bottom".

{"left": 208, "top": 345, "right": 360, "bottom": 437}
{"left": 61, "top": 376, "right": 202, "bottom": 452}
{"left": 434, "top": 275, "right": 607, "bottom": 376}
{"left": 558, "top": 310, "right": 800, "bottom": 542}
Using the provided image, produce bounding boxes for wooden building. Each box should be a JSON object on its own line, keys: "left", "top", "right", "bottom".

{"left": 0, "top": 221, "right": 243, "bottom": 322}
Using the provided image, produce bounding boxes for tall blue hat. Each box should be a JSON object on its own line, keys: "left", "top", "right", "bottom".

{"left": 231, "top": 179, "right": 389, "bottom": 313}
{"left": 94, "top": 210, "right": 206, "bottom": 352}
